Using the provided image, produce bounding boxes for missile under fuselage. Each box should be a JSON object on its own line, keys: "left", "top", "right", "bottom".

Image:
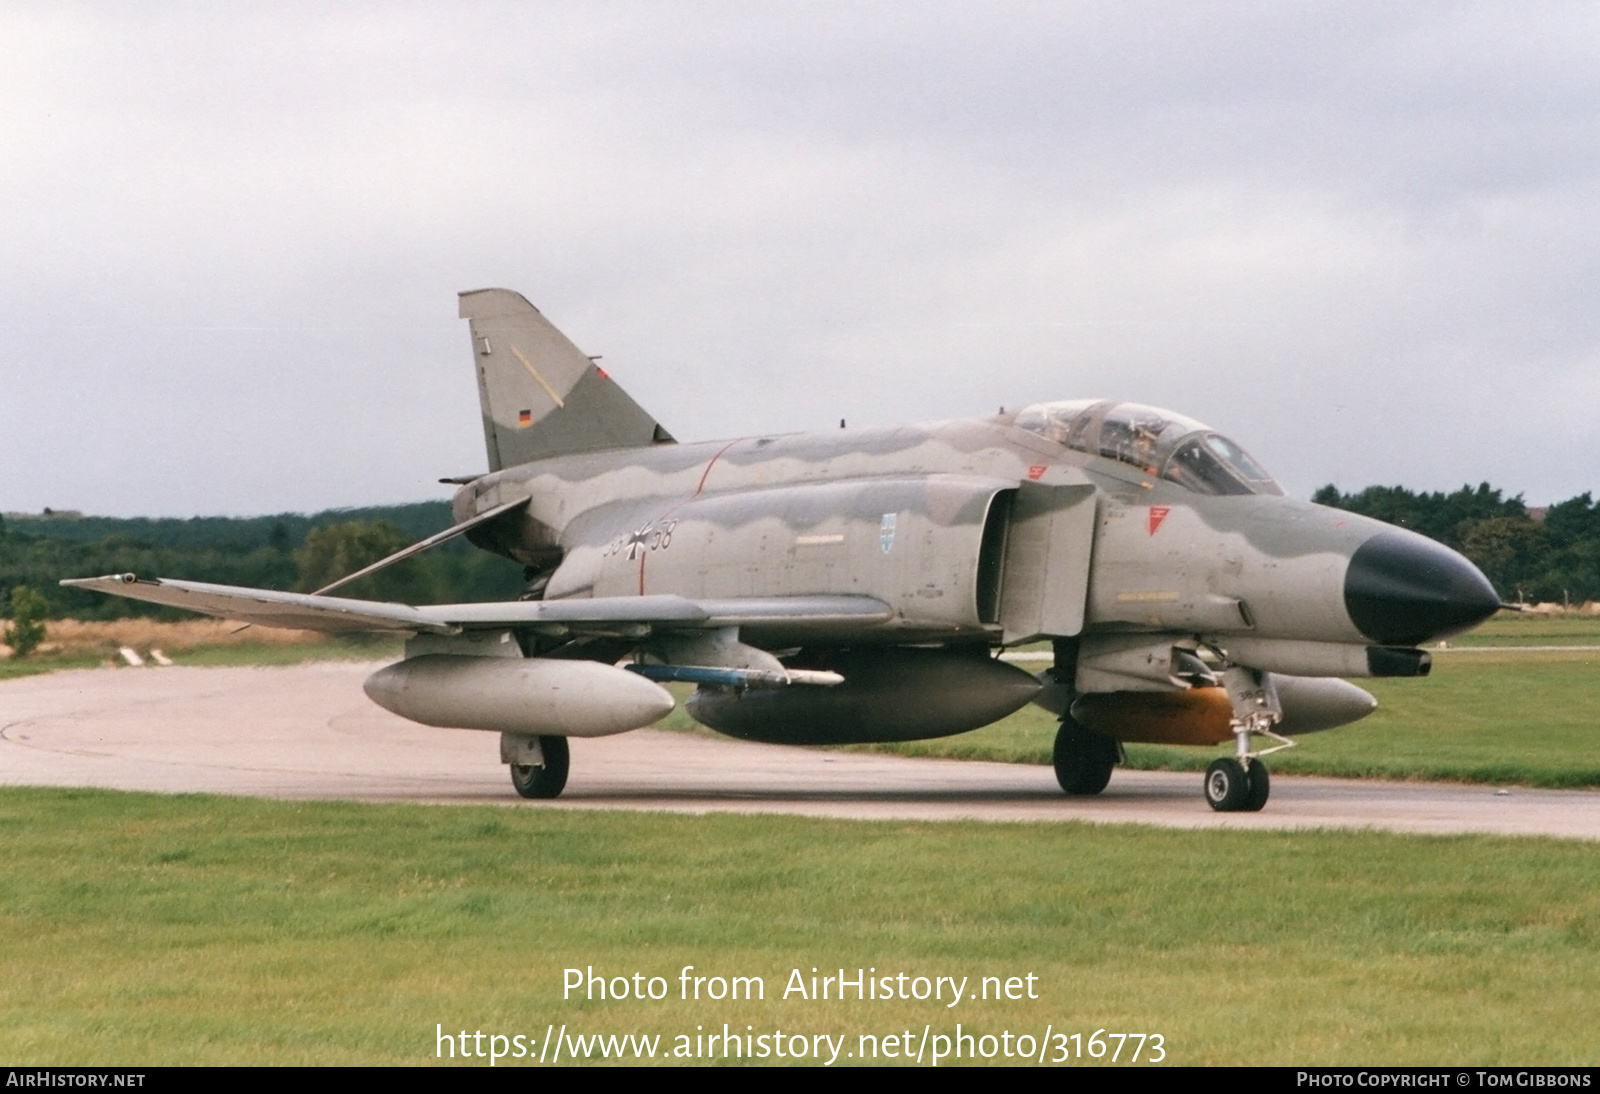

{"left": 687, "top": 647, "right": 1042, "bottom": 745}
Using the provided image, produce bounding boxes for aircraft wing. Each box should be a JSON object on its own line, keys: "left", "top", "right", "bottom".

{"left": 60, "top": 574, "right": 893, "bottom": 637}
{"left": 61, "top": 574, "right": 456, "bottom": 634}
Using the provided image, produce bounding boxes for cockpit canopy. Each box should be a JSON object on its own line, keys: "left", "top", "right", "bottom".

{"left": 1014, "top": 399, "right": 1283, "bottom": 496}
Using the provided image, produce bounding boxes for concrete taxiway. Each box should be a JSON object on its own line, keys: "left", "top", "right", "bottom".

{"left": 3, "top": 662, "right": 1598, "bottom": 839}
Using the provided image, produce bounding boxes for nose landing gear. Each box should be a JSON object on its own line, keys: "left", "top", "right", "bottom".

{"left": 1206, "top": 667, "right": 1292, "bottom": 812}
{"left": 1204, "top": 755, "right": 1270, "bottom": 812}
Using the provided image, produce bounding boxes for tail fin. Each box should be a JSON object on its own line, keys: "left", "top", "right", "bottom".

{"left": 459, "top": 288, "right": 675, "bottom": 471}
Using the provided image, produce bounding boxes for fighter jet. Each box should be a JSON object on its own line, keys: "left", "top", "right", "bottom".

{"left": 65, "top": 289, "right": 1503, "bottom": 811}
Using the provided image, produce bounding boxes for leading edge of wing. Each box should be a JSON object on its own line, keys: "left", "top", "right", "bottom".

{"left": 61, "top": 575, "right": 892, "bottom": 635}
{"left": 61, "top": 574, "right": 454, "bottom": 634}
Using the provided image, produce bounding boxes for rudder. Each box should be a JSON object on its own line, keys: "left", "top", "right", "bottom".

{"left": 459, "top": 288, "right": 674, "bottom": 471}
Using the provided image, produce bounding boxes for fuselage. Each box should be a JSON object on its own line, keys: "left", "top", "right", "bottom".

{"left": 452, "top": 407, "right": 1500, "bottom": 661}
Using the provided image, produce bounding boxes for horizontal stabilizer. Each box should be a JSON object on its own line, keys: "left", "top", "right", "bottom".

{"left": 61, "top": 574, "right": 892, "bottom": 637}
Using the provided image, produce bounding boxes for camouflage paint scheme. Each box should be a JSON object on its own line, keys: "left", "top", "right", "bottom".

{"left": 451, "top": 290, "right": 1486, "bottom": 667}
{"left": 67, "top": 288, "right": 1502, "bottom": 810}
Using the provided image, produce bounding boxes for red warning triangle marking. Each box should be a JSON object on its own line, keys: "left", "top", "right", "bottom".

{"left": 1148, "top": 506, "right": 1171, "bottom": 535}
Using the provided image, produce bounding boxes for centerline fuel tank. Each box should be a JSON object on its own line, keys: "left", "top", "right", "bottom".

{"left": 686, "top": 647, "right": 1042, "bottom": 745}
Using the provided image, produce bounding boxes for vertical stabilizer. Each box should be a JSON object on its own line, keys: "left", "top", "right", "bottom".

{"left": 459, "top": 288, "right": 674, "bottom": 471}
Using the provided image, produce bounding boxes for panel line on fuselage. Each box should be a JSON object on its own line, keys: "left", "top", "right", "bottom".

{"left": 639, "top": 438, "right": 741, "bottom": 596}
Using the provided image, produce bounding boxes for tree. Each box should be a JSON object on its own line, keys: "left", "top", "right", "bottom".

{"left": 4, "top": 585, "right": 49, "bottom": 658}
{"left": 294, "top": 520, "right": 430, "bottom": 602}
{"left": 1459, "top": 516, "right": 1545, "bottom": 598}
{"left": 1312, "top": 482, "right": 1528, "bottom": 550}
{"left": 1544, "top": 492, "right": 1600, "bottom": 551}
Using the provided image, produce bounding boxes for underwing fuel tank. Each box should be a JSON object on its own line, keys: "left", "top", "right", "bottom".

{"left": 364, "top": 655, "right": 674, "bottom": 737}
{"left": 686, "top": 647, "right": 1041, "bottom": 745}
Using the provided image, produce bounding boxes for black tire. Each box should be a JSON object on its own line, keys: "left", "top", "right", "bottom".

{"left": 1053, "top": 718, "right": 1117, "bottom": 796}
{"left": 1242, "top": 759, "right": 1270, "bottom": 812}
{"left": 510, "top": 736, "right": 570, "bottom": 799}
{"left": 1204, "top": 758, "right": 1250, "bottom": 811}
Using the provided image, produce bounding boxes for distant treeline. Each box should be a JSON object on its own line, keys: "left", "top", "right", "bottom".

{"left": 0, "top": 503, "right": 523, "bottom": 620}
{"left": 1312, "top": 483, "right": 1600, "bottom": 603}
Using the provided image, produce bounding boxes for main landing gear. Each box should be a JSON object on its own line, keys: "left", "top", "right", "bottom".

{"left": 507, "top": 735, "right": 570, "bottom": 799}
{"left": 1052, "top": 716, "right": 1121, "bottom": 795}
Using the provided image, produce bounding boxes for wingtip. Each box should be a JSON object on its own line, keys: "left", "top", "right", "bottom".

{"left": 60, "top": 572, "right": 139, "bottom": 588}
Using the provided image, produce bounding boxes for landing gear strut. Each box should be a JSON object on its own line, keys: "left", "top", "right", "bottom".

{"left": 1053, "top": 716, "right": 1120, "bottom": 795}
{"left": 508, "top": 735, "right": 570, "bottom": 799}
{"left": 1204, "top": 667, "right": 1291, "bottom": 813}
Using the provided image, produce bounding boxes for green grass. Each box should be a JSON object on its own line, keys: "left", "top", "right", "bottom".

{"left": 1, "top": 788, "right": 1598, "bottom": 1065}
{"left": 0, "top": 635, "right": 401, "bottom": 678}
{"left": 171, "top": 635, "right": 403, "bottom": 667}
{"left": 1447, "top": 612, "right": 1600, "bottom": 647}
{"left": 0, "top": 653, "right": 102, "bottom": 681}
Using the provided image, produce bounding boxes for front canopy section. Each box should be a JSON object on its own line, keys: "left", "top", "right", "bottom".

{"left": 1015, "top": 399, "right": 1283, "bottom": 496}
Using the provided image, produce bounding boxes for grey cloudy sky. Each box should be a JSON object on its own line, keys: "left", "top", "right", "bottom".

{"left": 3, "top": 2, "right": 1597, "bottom": 517}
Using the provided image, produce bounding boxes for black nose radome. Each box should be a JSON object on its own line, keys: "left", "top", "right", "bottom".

{"left": 1344, "top": 530, "right": 1501, "bottom": 646}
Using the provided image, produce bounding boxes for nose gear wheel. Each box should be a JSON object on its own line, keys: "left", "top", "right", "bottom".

{"left": 1204, "top": 756, "right": 1270, "bottom": 813}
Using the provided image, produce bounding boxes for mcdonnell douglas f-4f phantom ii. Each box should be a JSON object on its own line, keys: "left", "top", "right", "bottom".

{"left": 67, "top": 288, "right": 1503, "bottom": 811}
